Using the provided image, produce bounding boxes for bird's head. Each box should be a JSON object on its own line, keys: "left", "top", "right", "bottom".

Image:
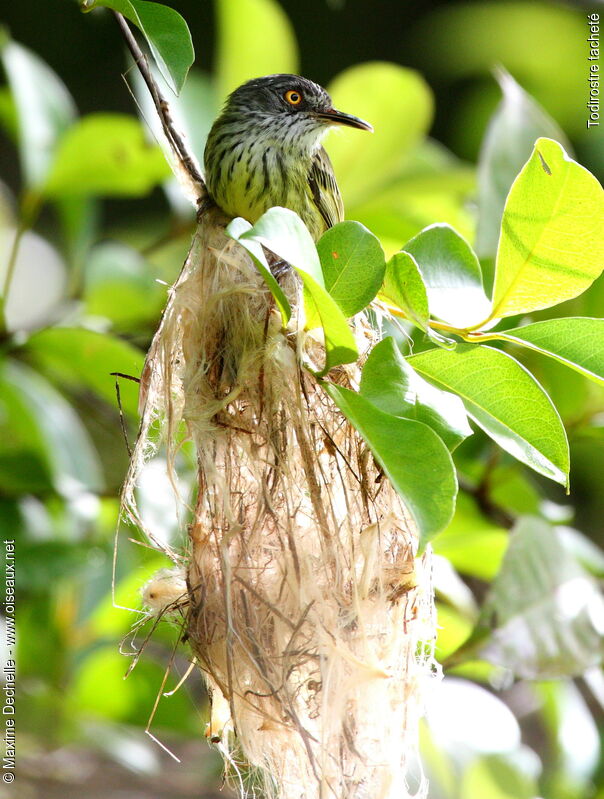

{"left": 223, "top": 74, "right": 373, "bottom": 134}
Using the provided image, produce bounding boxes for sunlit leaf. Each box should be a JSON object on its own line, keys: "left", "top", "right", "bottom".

{"left": 476, "top": 68, "right": 570, "bottom": 258}
{"left": 84, "top": 0, "right": 194, "bottom": 94}
{"left": 215, "top": 0, "right": 298, "bottom": 100}
{"left": 381, "top": 251, "right": 429, "bottom": 331}
{"left": 43, "top": 114, "right": 170, "bottom": 197}
{"left": 436, "top": 604, "right": 475, "bottom": 661}
{"left": 432, "top": 492, "right": 508, "bottom": 581}
{"left": 0, "top": 39, "right": 76, "bottom": 187}
{"left": 360, "top": 337, "right": 472, "bottom": 450}
{"left": 326, "top": 63, "right": 433, "bottom": 206}
{"left": 476, "top": 516, "right": 604, "bottom": 678}
{"left": 488, "top": 138, "right": 604, "bottom": 322}
{"left": 237, "top": 207, "right": 357, "bottom": 373}
{"left": 403, "top": 223, "right": 491, "bottom": 328}
{"left": 324, "top": 383, "right": 457, "bottom": 548}
{"left": 408, "top": 345, "right": 569, "bottom": 486}
{"left": 493, "top": 317, "right": 604, "bottom": 386}
{"left": 317, "top": 221, "right": 385, "bottom": 317}
{"left": 226, "top": 216, "right": 292, "bottom": 325}
{"left": 461, "top": 754, "right": 538, "bottom": 799}
{"left": 240, "top": 206, "right": 322, "bottom": 284}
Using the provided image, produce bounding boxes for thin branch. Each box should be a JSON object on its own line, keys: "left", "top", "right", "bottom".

{"left": 112, "top": 11, "right": 206, "bottom": 201}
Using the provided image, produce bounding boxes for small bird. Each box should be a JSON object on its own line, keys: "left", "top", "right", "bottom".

{"left": 204, "top": 74, "right": 372, "bottom": 241}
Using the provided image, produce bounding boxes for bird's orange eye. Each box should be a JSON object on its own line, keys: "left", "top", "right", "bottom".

{"left": 284, "top": 90, "right": 302, "bottom": 106}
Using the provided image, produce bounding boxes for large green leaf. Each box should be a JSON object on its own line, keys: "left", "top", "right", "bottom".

{"left": 0, "top": 363, "right": 54, "bottom": 494}
{"left": 83, "top": 0, "right": 194, "bottom": 95}
{"left": 492, "top": 318, "right": 604, "bottom": 387}
{"left": 43, "top": 114, "right": 170, "bottom": 197}
{"left": 488, "top": 138, "right": 604, "bottom": 322}
{"left": 0, "top": 360, "right": 103, "bottom": 494}
{"left": 476, "top": 69, "right": 570, "bottom": 258}
{"left": 237, "top": 208, "right": 357, "bottom": 373}
{"left": 326, "top": 63, "right": 433, "bottom": 207}
{"left": 403, "top": 224, "right": 491, "bottom": 328}
{"left": 475, "top": 517, "right": 604, "bottom": 678}
{"left": 325, "top": 384, "right": 457, "bottom": 549}
{"left": 381, "top": 251, "right": 429, "bottom": 331}
{"left": 226, "top": 216, "right": 292, "bottom": 325}
{"left": 317, "top": 222, "right": 385, "bottom": 317}
{"left": 0, "top": 39, "right": 76, "bottom": 187}
{"left": 360, "top": 337, "right": 471, "bottom": 450}
{"left": 26, "top": 328, "right": 144, "bottom": 419}
{"left": 408, "top": 345, "right": 569, "bottom": 486}
{"left": 215, "top": 0, "right": 298, "bottom": 100}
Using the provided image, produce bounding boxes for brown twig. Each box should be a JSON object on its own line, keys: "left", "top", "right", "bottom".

{"left": 112, "top": 11, "right": 206, "bottom": 200}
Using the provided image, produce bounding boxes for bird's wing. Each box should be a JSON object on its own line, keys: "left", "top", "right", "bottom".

{"left": 307, "top": 146, "right": 344, "bottom": 231}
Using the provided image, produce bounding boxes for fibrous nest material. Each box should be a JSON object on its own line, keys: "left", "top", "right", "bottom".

{"left": 122, "top": 206, "right": 438, "bottom": 799}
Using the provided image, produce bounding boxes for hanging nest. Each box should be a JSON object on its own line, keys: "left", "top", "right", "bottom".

{"left": 122, "top": 205, "right": 439, "bottom": 799}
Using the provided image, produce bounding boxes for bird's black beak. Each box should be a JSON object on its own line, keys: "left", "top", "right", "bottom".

{"left": 315, "top": 108, "right": 373, "bottom": 132}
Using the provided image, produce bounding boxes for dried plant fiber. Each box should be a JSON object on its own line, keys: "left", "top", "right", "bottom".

{"left": 123, "top": 206, "right": 438, "bottom": 799}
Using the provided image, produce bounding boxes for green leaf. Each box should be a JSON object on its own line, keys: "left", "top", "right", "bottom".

{"left": 317, "top": 222, "right": 385, "bottom": 317}
{"left": 326, "top": 63, "right": 433, "bottom": 207}
{"left": 240, "top": 206, "right": 323, "bottom": 284}
{"left": 0, "top": 364, "right": 54, "bottom": 494}
{"left": 476, "top": 69, "right": 571, "bottom": 258}
{"left": 476, "top": 517, "right": 604, "bottom": 678}
{"left": 408, "top": 344, "right": 570, "bottom": 486}
{"left": 432, "top": 492, "right": 508, "bottom": 581}
{"left": 0, "top": 360, "right": 103, "bottom": 494}
{"left": 226, "top": 216, "right": 292, "bottom": 325}
{"left": 493, "top": 317, "right": 604, "bottom": 386}
{"left": 26, "top": 328, "right": 144, "bottom": 419}
{"left": 381, "top": 251, "right": 429, "bottom": 330}
{"left": 0, "top": 87, "right": 18, "bottom": 143}
{"left": 0, "top": 39, "right": 76, "bottom": 187}
{"left": 324, "top": 383, "right": 457, "bottom": 548}
{"left": 489, "top": 138, "right": 604, "bottom": 322}
{"left": 85, "top": 0, "right": 194, "bottom": 94}
{"left": 360, "top": 337, "right": 472, "bottom": 450}
{"left": 43, "top": 114, "right": 170, "bottom": 197}
{"left": 215, "top": 0, "right": 298, "bottom": 100}
{"left": 237, "top": 208, "right": 357, "bottom": 374}
{"left": 461, "top": 755, "right": 538, "bottom": 799}
{"left": 403, "top": 224, "right": 491, "bottom": 328}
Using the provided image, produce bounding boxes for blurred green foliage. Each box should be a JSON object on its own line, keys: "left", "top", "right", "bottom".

{"left": 0, "top": 1, "right": 603, "bottom": 798}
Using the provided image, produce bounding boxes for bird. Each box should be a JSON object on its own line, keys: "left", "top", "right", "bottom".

{"left": 203, "top": 74, "right": 372, "bottom": 241}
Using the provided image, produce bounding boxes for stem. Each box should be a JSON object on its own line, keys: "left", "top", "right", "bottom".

{"left": 112, "top": 11, "right": 206, "bottom": 200}
{"left": 2, "top": 224, "right": 24, "bottom": 302}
